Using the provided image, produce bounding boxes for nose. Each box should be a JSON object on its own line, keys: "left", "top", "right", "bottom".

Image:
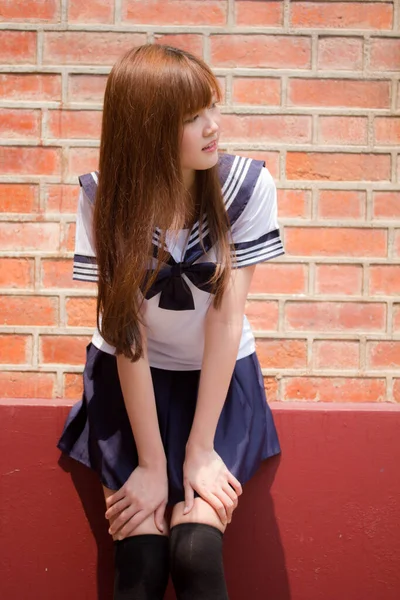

{"left": 204, "top": 115, "right": 219, "bottom": 136}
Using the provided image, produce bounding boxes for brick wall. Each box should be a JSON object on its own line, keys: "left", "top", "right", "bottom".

{"left": 0, "top": 0, "right": 399, "bottom": 403}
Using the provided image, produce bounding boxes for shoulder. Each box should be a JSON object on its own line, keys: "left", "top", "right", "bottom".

{"left": 78, "top": 171, "right": 99, "bottom": 205}
{"left": 218, "top": 153, "right": 273, "bottom": 226}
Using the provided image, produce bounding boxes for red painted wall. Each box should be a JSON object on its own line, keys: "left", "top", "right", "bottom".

{"left": 1, "top": 400, "right": 399, "bottom": 599}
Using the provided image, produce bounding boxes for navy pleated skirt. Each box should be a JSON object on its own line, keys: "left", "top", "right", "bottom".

{"left": 57, "top": 343, "right": 281, "bottom": 506}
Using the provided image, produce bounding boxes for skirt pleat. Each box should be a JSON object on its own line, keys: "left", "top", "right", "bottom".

{"left": 57, "top": 343, "right": 281, "bottom": 505}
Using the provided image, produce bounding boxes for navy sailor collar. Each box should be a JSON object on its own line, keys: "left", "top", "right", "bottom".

{"left": 78, "top": 153, "right": 265, "bottom": 262}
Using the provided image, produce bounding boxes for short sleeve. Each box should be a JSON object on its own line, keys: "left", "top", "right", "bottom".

{"left": 73, "top": 188, "right": 98, "bottom": 282}
{"left": 230, "top": 167, "right": 284, "bottom": 268}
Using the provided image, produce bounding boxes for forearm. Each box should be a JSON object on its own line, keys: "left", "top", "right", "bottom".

{"left": 117, "top": 343, "right": 165, "bottom": 469}
{"left": 187, "top": 308, "right": 243, "bottom": 451}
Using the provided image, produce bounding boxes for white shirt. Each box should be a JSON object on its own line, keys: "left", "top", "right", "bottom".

{"left": 73, "top": 154, "right": 284, "bottom": 370}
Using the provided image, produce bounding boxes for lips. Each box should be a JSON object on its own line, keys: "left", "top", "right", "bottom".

{"left": 202, "top": 139, "right": 218, "bottom": 151}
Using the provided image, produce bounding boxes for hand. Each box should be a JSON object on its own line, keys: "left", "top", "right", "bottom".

{"left": 183, "top": 445, "right": 242, "bottom": 526}
{"left": 104, "top": 464, "right": 168, "bottom": 539}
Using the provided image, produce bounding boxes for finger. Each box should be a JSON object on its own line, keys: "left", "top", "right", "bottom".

{"left": 154, "top": 502, "right": 167, "bottom": 533}
{"left": 202, "top": 492, "right": 228, "bottom": 526}
{"left": 108, "top": 505, "right": 138, "bottom": 536}
{"left": 115, "top": 510, "right": 146, "bottom": 540}
{"left": 105, "top": 487, "right": 125, "bottom": 509}
{"left": 105, "top": 497, "right": 130, "bottom": 520}
{"left": 216, "top": 490, "right": 235, "bottom": 522}
{"left": 222, "top": 483, "right": 238, "bottom": 509}
{"left": 227, "top": 473, "right": 243, "bottom": 496}
{"left": 183, "top": 482, "right": 195, "bottom": 515}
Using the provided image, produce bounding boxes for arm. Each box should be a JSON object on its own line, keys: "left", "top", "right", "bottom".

{"left": 104, "top": 323, "right": 168, "bottom": 538}
{"left": 188, "top": 264, "right": 256, "bottom": 451}
{"left": 183, "top": 264, "right": 256, "bottom": 523}
{"left": 116, "top": 324, "right": 166, "bottom": 469}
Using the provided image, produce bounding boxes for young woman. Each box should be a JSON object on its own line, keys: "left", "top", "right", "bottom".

{"left": 57, "top": 44, "right": 284, "bottom": 600}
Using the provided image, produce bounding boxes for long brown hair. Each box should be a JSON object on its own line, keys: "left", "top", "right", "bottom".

{"left": 94, "top": 44, "right": 231, "bottom": 361}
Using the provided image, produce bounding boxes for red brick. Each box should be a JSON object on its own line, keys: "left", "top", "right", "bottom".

{"left": 41, "top": 259, "right": 95, "bottom": 290}
{"left": 232, "top": 78, "right": 281, "bottom": 106}
{"left": 232, "top": 151, "right": 280, "bottom": 178}
{"left": 0, "top": 296, "right": 58, "bottom": 326}
{"left": 250, "top": 263, "right": 307, "bottom": 294}
{"left": 0, "top": 146, "right": 61, "bottom": 176}
{"left": 318, "top": 116, "right": 368, "bottom": 146}
{"left": 0, "top": 335, "right": 32, "bottom": 365}
{"left": 235, "top": 1, "right": 283, "bottom": 26}
{"left": 372, "top": 191, "right": 400, "bottom": 219}
{"left": 367, "top": 342, "right": 400, "bottom": 370}
{"left": 47, "top": 110, "right": 102, "bottom": 139}
{"left": 370, "top": 265, "right": 400, "bottom": 296}
{"left": 122, "top": 0, "right": 227, "bottom": 25}
{"left": 68, "top": 74, "right": 108, "bottom": 103}
{"left": 40, "top": 335, "right": 91, "bottom": 364}
{"left": 395, "top": 230, "right": 400, "bottom": 258}
{"left": 68, "top": 147, "right": 99, "bottom": 178}
{"left": 0, "top": 222, "right": 60, "bottom": 251}
{"left": 290, "top": 2, "right": 393, "bottom": 30}
{"left": 374, "top": 118, "right": 400, "bottom": 145}
{"left": 277, "top": 189, "right": 310, "bottom": 219}
{"left": 66, "top": 297, "right": 97, "bottom": 327}
{"left": 0, "top": 31, "right": 37, "bottom": 64}
{"left": 43, "top": 32, "right": 146, "bottom": 65}
{"left": 370, "top": 38, "right": 400, "bottom": 71}
{"left": 285, "top": 228, "right": 387, "bottom": 257}
{"left": 317, "top": 190, "right": 365, "bottom": 219}
{"left": 283, "top": 377, "right": 386, "bottom": 403}
{"left": 0, "top": 184, "right": 38, "bottom": 213}
{"left": 64, "top": 372, "right": 83, "bottom": 399}
{"left": 285, "top": 301, "right": 385, "bottom": 332}
{"left": 315, "top": 264, "right": 362, "bottom": 296}
{"left": 0, "top": 258, "right": 34, "bottom": 289}
{"left": 394, "top": 379, "right": 400, "bottom": 403}
{"left": 61, "top": 223, "right": 76, "bottom": 252}
{"left": 313, "top": 340, "right": 359, "bottom": 370}
{"left": 317, "top": 37, "right": 363, "bottom": 70}
{"left": 244, "top": 300, "right": 279, "bottom": 330}
{"left": 288, "top": 79, "right": 390, "bottom": 109}
{"left": 0, "top": 74, "right": 61, "bottom": 102}
{"left": 286, "top": 152, "right": 391, "bottom": 182}
{"left": 394, "top": 305, "right": 400, "bottom": 333}
{"left": 0, "top": 0, "right": 59, "bottom": 21}
{"left": 264, "top": 377, "right": 279, "bottom": 402}
{"left": 256, "top": 339, "right": 307, "bottom": 369}
{"left": 45, "top": 185, "right": 79, "bottom": 213}
{"left": 154, "top": 35, "right": 204, "bottom": 57}
{"left": 68, "top": 0, "right": 114, "bottom": 22}
{"left": 0, "top": 108, "right": 41, "bottom": 140}
{"left": 0, "top": 371, "right": 56, "bottom": 399}
{"left": 221, "top": 114, "right": 311, "bottom": 143}
{"left": 210, "top": 35, "right": 311, "bottom": 69}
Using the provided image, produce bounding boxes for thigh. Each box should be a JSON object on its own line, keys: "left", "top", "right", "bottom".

{"left": 103, "top": 485, "right": 170, "bottom": 541}
{"left": 170, "top": 498, "right": 227, "bottom": 534}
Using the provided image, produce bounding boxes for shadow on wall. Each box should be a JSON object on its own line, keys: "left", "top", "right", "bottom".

{"left": 58, "top": 453, "right": 289, "bottom": 600}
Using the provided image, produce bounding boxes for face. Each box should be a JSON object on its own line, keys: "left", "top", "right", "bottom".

{"left": 180, "top": 98, "right": 221, "bottom": 187}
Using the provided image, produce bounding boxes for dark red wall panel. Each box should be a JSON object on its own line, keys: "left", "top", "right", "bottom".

{"left": 1, "top": 400, "right": 399, "bottom": 599}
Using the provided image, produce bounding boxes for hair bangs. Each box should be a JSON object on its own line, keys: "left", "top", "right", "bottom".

{"left": 173, "top": 54, "right": 222, "bottom": 119}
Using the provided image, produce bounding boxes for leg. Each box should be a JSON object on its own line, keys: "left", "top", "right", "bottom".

{"left": 103, "top": 485, "right": 170, "bottom": 600}
{"left": 169, "top": 498, "right": 229, "bottom": 600}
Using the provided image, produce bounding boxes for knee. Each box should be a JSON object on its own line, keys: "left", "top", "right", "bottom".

{"left": 170, "top": 522, "right": 224, "bottom": 577}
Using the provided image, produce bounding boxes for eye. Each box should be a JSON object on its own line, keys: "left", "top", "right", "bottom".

{"left": 184, "top": 114, "right": 199, "bottom": 124}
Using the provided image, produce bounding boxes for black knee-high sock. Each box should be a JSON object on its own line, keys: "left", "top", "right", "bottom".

{"left": 113, "top": 534, "right": 169, "bottom": 600}
{"left": 169, "top": 523, "right": 229, "bottom": 600}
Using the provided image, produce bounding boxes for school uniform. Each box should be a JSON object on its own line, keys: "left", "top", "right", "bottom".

{"left": 57, "top": 153, "right": 284, "bottom": 505}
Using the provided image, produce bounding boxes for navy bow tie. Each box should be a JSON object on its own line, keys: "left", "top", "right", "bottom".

{"left": 144, "top": 261, "right": 216, "bottom": 311}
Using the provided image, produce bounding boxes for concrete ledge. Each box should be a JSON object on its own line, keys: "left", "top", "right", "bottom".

{"left": 1, "top": 401, "right": 399, "bottom": 599}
